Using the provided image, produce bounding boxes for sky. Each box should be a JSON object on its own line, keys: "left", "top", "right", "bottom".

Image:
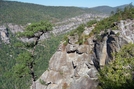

{"left": 9, "top": 0, "right": 134, "bottom": 8}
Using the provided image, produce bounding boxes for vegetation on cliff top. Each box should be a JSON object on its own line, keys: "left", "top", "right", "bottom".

{"left": 90, "top": 3, "right": 134, "bottom": 35}
{"left": 64, "top": 4, "right": 134, "bottom": 45}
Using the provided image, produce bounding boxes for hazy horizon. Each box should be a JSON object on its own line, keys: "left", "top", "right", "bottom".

{"left": 8, "top": 0, "right": 134, "bottom": 8}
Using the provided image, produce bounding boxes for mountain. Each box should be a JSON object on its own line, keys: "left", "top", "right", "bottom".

{"left": 90, "top": 6, "right": 115, "bottom": 14}
{"left": 90, "top": 4, "right": 129, "bottom": 14}
{"left": 0, "top": 1, "right": 129, "bottom": 25}
{"left": 0, "top": 1, "right": 94, "bottom": 25}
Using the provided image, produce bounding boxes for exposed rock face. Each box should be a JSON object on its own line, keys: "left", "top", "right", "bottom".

{"left": 93, "top": 31, "right": 128, "bottom": 69}
{"left": 118, "top": 19, "right": 134, "bottom": 43}
{"left": 33, "top": 19, "right": 134, "bottom": 89}
{"left": 5, "top": 13, "right": 106, "bottom": 43}
{"left": 6, "top": 23, "right": 51, "bottom": 42}
{"left": 92, "top": 19, "right": 134, "bottom": 68}
{"left": 0, "top": 26, "right": 10, "bottom": 44}
{"left": 34, "top": 36, "right": 98, "bottom": 89}
{"left": 52, "top": 14, "right": 107, "bottom": 35}
{"left": 7, "top": 23, "right": 24, "bottom": 34}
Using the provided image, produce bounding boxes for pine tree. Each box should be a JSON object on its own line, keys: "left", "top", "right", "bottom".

{"left": 14, "top": 21, "right": 52, "bottom": 89}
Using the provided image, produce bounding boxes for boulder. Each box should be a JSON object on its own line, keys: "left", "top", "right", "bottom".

{"left": 77, "top": 45, "right": 90, "bottom": 54}
{"left": 66, "top": 44, "right": 79, "bottom": 53}
{"left": 68, "top": 34, "right": 79, "bottom": 44}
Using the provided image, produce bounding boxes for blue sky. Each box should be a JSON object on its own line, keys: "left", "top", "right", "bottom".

{"left": 9, "top": 0, "right": 134, "bottom": 8}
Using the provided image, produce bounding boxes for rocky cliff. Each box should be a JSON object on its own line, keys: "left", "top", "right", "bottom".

{"left": 33, "top": 35, "right": 98, "bottom": 89}
{"left": 4, "top": 13, "right": 106, "bottom": 43}
{"left": 33, "top": 19, "right": 134, "bottom": 89}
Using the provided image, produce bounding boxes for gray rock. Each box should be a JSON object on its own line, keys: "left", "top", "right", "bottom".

{"left": 66, "top": 44, "right": 79, "bottom": 53}
{"left": 32, "top": 19, "right": 134, "bottom": 89}
{"left": 93, "top": 30, "right": 128, "bottom": 68}
{"left": 68, "top": 34, "right": 79, "bottom": 44}
{"left": 33, "top": 43, "right": 98, "bottom": 89}
{"left": 0, "top": 26, "right": 10, "bottom": 44}
{"left": 77, "top": 45, "right": 89, "bottom": 54}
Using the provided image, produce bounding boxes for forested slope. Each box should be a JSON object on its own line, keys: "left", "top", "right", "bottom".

{"left": 0, "top": 29, "right": 64, "bottom": 89}
{"left": 0, "top": 1, "right": 127, "bottom": 25}
{"left": 0, "top": 1, "right": 91, "bottom": 24}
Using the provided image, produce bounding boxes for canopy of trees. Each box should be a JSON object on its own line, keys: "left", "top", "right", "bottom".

{"left": 0, "top": 22, "right": 63, "bottom": 89}
{"left": 0, "top": 1, "right": 92, "bottom": 25}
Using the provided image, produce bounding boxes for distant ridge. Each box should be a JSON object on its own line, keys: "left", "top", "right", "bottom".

{"left": 90, "top": 4, "right": 129, "bottom": 14}
{"left": 0, "top": 1, "right": 129, "bottom": 24}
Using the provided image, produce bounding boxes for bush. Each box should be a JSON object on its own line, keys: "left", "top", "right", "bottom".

{"left": 86, "top": 20, "right": 97, "bottom": 27}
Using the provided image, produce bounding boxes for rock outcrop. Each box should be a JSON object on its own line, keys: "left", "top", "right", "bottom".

{"left": 0, "top": 26, "right": 10, "bottom": 44}
{"left": 92, "top": 30, "right": 128, "bottom": 69}
{"left": 92, "top": 19, "right": 134, "bottom": 68}
{"left": 33, "top": 19, "right": 134, "bottom": 89}
{"left": 4, "top": 13, "right": 106, "bottom": 43}
{"left": 34, "top": 35, "right": 98, "bottom": 89}
{"left": 118, "top": 19, "right": 134, "bottom": 43}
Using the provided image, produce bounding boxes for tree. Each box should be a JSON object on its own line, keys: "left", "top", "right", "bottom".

{"left": 116, "top": 8, "right": 122, "bottom": 20}
{"left": 98, "top": 43, "right": 134, "bottom": 89}
{"left": 14, "top": 21, "right": 52, "bottom": 89}
{"left": 128, "top": 2, "right": 133, "bottom": 9}
{"left": 110, "top": 11, "right": 114, "bottom": 15}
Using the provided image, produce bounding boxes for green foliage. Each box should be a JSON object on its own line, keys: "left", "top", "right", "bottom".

{"left": 0, "top": 1, "right": 94, "bottom": 25}
{"left": 39, "top": 79, "right": 46, "bottom": 85}
{"left": 0, "top": 33, "right": 63, "bottom": 89}
{"left": 122, "top": 4, "right": 134, "bottom": 20}
{"left": 86, "top": 20, "right": 97, "bottom": 27}
{"left": 76, "top": 24, "right": 86, "bottom": 36}
{"left": 14, "top": 52, "right": 33, "bottom": 77}
{"left": 64, "top": 24, "right": 86, "bottom": 45}
{"left": 0, "top": 21, "right": 64, "bottom": 89}
{"left": 63, "top": 35, "right": 68, "bottom": 46}
{"left": 90, "top": 6, "right": 134, "bottom": 35}
{"left": 18, "top": 21, "right": 52, "bottom": 38}
{"left": 69, "top": 24, "right": 85, "bottom": 36}
{"left": 34, "top": 34, "right": 63, "bottom": 76}
{"left": 98, "top": 43, "right": 134, "bottom": 89}
{"left": 13, "top": 21, "right": 53, "bottom": 88}
{"left": 0, "top": 30, "right": 29, "bottom": 89}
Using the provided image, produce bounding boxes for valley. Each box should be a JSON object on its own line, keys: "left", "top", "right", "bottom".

{"left": 0, "top": 0, "right": 134, "bottom": 89}
{"left": 1, "top": 13, "right": 107, "bottom": 43}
